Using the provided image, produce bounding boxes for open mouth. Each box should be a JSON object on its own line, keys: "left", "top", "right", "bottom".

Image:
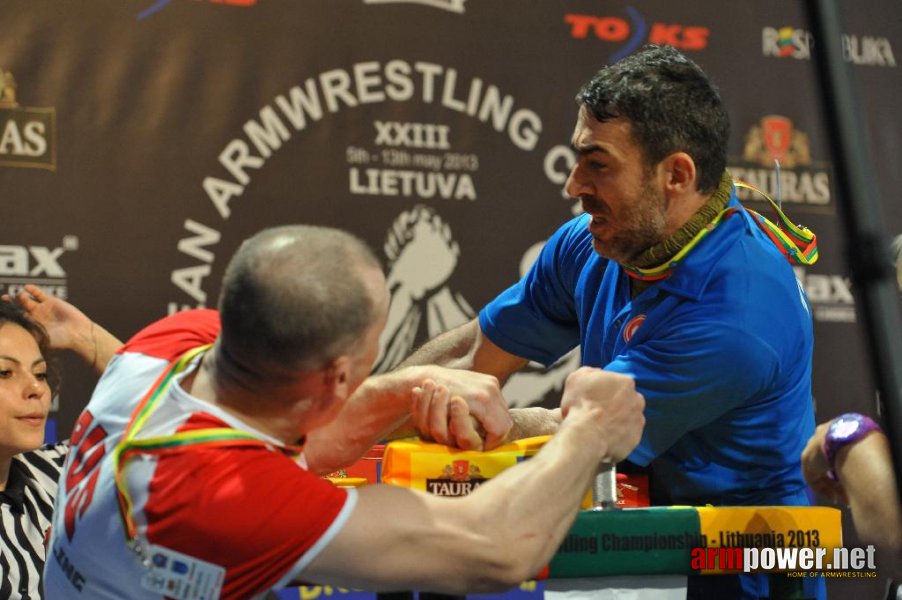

{"left": 588, "top": 215, "right": 609, "bottom": 236}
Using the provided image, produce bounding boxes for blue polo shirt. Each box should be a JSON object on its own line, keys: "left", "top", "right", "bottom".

{"left": 480, "top": 193, "right": 816, "bottom": 507}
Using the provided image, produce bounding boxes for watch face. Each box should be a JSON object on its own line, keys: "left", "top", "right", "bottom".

{"left": 830, "top": 415, "right": 863, "bottom": 442}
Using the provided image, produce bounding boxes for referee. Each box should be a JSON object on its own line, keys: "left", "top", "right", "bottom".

{"left": 0, "top": 288, "right": 120, "bottom": 599}
{"left": 0, "top": 441, "right": 67, "bottom": 599}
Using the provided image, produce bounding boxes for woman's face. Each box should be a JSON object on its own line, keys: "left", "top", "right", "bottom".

{"left": 0, "top": 322, "right": 50, "bottom": 459}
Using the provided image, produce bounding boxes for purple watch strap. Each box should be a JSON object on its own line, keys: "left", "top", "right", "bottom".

{"left": 823, "top": 413, "right": 882, "bottom": 481}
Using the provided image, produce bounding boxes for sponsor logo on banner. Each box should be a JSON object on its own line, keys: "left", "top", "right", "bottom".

{"left": 762, "top": 26, "right": 896, "bottom": 67}
{"left": 137, "top": 0, "right": 257, "bottom": 21}
{"left": 794, "top": 266, "right": 856, "bottom": 323}
{"left": 363, "top": 0, "right": 465, "bottom": 14}
{"left": 564, "top": 7, "right": 710, "bottom": 62}
{"left": 0, "top": 70, "right": 56, "bottom": 170}
{"left": 0, "top": 236, "right": 78, "bottom": 299}
{"left": 728, "top": 115, "right": 833, "bottom": 212}
{"left": 425, "top": 460, "right": 487, "bottom": 496}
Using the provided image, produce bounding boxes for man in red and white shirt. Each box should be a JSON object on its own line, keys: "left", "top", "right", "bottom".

{"left": 44, "top": 225, "right": 645, "bottom": 599}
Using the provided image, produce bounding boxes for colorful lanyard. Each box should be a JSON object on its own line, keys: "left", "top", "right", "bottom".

{"left": 731, "top": 179, "right": 819, "bottom": 265}
{"left": 112, "top": 345, "right": 304, "bottom": 544}
{"left": 621, "top": 180, "right": 818, "bottom": 282}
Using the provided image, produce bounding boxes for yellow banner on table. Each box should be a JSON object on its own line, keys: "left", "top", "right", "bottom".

{"left": 381, "top": 436, "right": 552, "bottom": 496}
{"left": 696, "top": 506, "right": 843, "bottom": 574}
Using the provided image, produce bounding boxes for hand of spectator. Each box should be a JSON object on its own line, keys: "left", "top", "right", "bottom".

{"left": 560, "top": 367, "right": 645, "bottom": 464}
{"left": 2, "top": 284, "right": 93, "bottom": 354}
{"left": 409, "top": 367, "right": 511, "bottom": 451}
{"left": 2, "top": 284, "right": 122, "bottom": 373}
{"left": 801, "top": 421, "right": 850, "bottom": 505}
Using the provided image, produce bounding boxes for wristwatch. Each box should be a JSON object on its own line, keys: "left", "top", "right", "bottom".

{"left": 823, "top": 412, "right": 882, "bottom": 481}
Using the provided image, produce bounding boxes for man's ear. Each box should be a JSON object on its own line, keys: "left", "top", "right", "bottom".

{"left": 660, "top": 152, "right": 698, "bottom": 194}
{"left": 322, "top": 355, "right": 351, "bottom": 398}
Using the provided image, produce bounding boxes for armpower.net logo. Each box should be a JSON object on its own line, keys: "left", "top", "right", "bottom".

{"left": 692, "top": 545, "right": 878, "bottom": 579}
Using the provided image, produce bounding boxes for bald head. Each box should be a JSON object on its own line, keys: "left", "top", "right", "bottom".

{"left": 218, "top": 225, "right": 383, "bottom": 373}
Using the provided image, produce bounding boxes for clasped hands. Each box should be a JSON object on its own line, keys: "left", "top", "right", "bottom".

{"left": 409, "top": 368, "right": 510, "bottom": 451}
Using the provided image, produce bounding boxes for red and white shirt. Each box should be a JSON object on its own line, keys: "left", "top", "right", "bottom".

{"left": 44, "top": 310, "right": 355, "bottom": 599}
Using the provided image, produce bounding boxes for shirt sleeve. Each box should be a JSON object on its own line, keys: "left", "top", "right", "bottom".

{"left": 118, "top": 309, "right": 221, "bottom": 362}
{"left": 608, "top": 320, "right": 781, "bottom": 466}
{"left": 142, "top": 446, "right": 354, "bottom": 598}
{"left": 479, "top": 215, "right": 597, "bottom": 366}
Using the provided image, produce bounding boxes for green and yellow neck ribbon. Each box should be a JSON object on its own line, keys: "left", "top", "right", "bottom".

{"left": 112, "top": 345, "right": 304, "bottom": 544}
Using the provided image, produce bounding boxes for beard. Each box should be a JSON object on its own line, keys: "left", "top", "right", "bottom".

{"left": 589, "top": 177, "right": 668, "bottom": 265}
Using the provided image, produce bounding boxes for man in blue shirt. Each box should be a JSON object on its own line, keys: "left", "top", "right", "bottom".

{"left": 402, "top": 45, "right": 821, "bottom": 599}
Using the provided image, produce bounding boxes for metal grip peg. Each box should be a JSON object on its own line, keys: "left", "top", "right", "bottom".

{"left": 593, "top": 463, "right": 618, "bottom": 510}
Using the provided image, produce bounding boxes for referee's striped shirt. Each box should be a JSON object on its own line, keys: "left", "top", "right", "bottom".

{"left": 0, "top": 443, "right": 68, "bottom": 600}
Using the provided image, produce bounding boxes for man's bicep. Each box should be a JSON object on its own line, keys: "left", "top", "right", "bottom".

{"left": 607, "top": 324, "right": 779, "bottom": 464}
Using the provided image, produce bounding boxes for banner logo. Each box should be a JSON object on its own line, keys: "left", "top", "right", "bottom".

{"left": 168, "top": 61, "right": 573, "bottom": 409}
{"left": 0, "top": 236, "right": 78, "bottom": 299}
{"left": 748, "top": 116, "right": 808, "bottom": 169}
{"left": 794, "top": 267, "right": 855, "bottom": 323}
{"left": 0, "top": 70, "right": 56, "bottom": 170}
{"left": 729, "top": 115, "right": 832, "bottom": 211}
{"left": 565, "top": 7, "right": 709, "bottom": 63}
{"left": 363, "top": 0, "right": 465, "bottom": 13}
{"left": 168, "top": 60, "right": 543, "bottom": 312}
{"left": 425, "top": 460, "right": 486, "bottom": 496}
{"left": 691, "top": 544, "right": 877, "bottom": 576}
{"left": 762, "top": 26, "right": 896, "bottom": 67}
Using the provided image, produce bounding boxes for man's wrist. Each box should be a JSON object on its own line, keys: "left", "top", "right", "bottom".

{"left": 506, "top": 407, "right": 561, "bottom": 443}
{"left": 68, "top": 320, "right": 96, "bottom": 360}
{"left": 823, "top": 413, "right": 882, "bottom": 481}
{"left": 557, "top": 409, "right": 609, "bottom": 462}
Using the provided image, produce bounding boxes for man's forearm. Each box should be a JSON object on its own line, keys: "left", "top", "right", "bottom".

{"left": 838, "top": 434, "right": 902, "bottom": 579}
{"left": 457, "top": 409, "right": 609, "bottom": 584}
{"left": 304, "top": 367, "right": 428, "bottom": 473}
{"left": 398, "top": 320, "right": 480, "bottom": 370}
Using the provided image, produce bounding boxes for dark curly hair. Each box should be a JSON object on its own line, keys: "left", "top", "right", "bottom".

{"left": 576, "top": 44, "right": 730, "bottom": 193}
